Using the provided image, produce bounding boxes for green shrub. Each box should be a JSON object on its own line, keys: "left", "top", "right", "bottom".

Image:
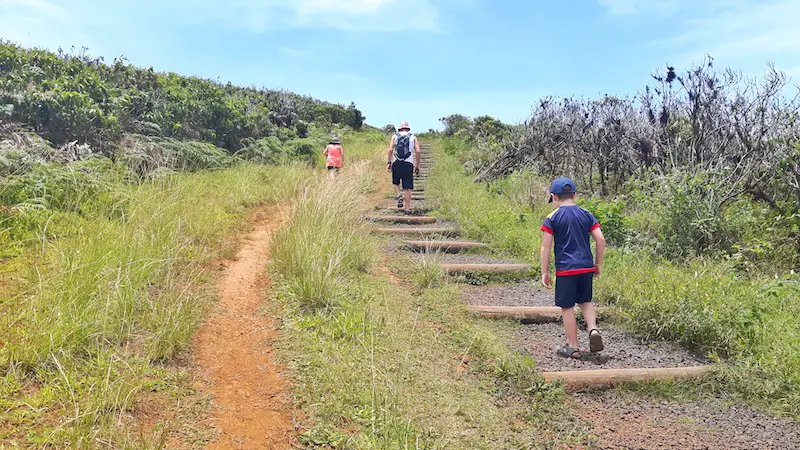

{"left": 579, "top": 197, "right": 628, "bottom": 246}
{"left": 272, "top": 162, "right": 376, "bottom": 310}
{"left": 0, "top": 42, "right": 364, "bottom": 152}
{"left": 236, "top": 136, "right": 287, "bottom": 164}
{"left": 118, "top": 134, "right": 232, "bottom": 175}
{"left": 414, "top": 255, "right": 445, "bottom": 289}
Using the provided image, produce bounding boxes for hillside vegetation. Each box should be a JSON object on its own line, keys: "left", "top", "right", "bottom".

{"left": 0, "top": 41, "right": 365, "bottom": 152}
{"left": 0, "top": 42, "right": 367, "bottom": 446}
{"left": 432, "top": 60, "right": 800, "bottom": 417}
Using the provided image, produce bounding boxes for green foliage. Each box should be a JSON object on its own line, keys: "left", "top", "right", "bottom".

{"left": 439, "top": 114, "right": 472, "bottom": 136}
{"left": 272, "top": 163, "right": 376, "bottom": 310}
{"left": 0, "top": 158, "right": 127, "bottom": 212}
{"left": 236, "top": 136, "right": 287, "bottom": 164}
{"left": 472, "top": 115, "right": 510, "bottom": 141}
{"left": 432, "top": 138, "right": 800, "bottom": 416}
{"left": 578, "top": 197, "right": 628, "bottom": 247}
{"left": 429, "top": 154, "right": 545, "bottom": 264}
{"left": 118, "top": 134, "right": 233, "bottom": 175}
{"left": 596, "top": 253, "right": 800, "bottom": 414}
{"left": 414, "top": 255, "right": 445, "bottom": 289}
{"left": 0, "top": 163, "right": 313, "bottom": 445}
{"left": 0, "top": 42, "right": 364, "bottom": 152}
{"left": 344, "top": 101, "right": 365, "bottom": 130}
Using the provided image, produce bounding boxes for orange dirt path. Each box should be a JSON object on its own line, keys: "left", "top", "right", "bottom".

{"left": 194, "top": 206, "right": 296, "bottom": 449}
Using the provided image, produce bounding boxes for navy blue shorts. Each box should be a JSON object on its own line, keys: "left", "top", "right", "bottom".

{"left": 555, "top": 272, "right": 594, "bottom": 308}
{"left": 392, "top": 161, "right": 414, "bottom": 190}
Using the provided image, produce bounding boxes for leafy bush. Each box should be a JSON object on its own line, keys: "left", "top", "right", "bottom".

{"left": 0, "top": 158, "right": 126, "bottom": 212}
{"left": 0, "top": 42, "right": 364, "bottom": 152}
{"left": 578, "top": 197, "right": 628, "bottom": 247}
{"left": 117, "top": 134, "right": 232, "bottom": 175}
{"left": 236, "top": 136, "right": 287, "bottom": 164}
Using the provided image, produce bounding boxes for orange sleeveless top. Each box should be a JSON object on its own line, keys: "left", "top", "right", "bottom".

{"left": 324, "top": 144, "right": 343, "bottom": 168}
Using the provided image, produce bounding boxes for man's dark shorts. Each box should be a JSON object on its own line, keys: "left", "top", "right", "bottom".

{"left": 555, "top": 272, "right": 594, "bottom": 308}
{"left": 392, "top": 161, "right": 414, "bottom": 190}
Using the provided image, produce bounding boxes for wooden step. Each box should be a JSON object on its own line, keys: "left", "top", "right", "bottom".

{"left": 385, "top": 194, "right": 427, "bottom": 200}
{"left": 543, "top": 366, "right": 715, "bottom": 392}
{"left": 467, "top": 305, "right": 562, "bottom": 323}
{"left": 402, "top": 240, "right": 489, "bottom": 253}
{"left": 441, "top": 263, "right": 532, "bottom": 274}
{"left": 366, "top": 216, "right": 437, "bottom": 225}
{"left": 372, "top": 227, "right": 458, "bottom": 236}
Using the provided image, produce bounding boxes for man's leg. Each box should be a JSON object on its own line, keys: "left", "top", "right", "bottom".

{"left": 404, "top": 189, "right": 412, "bottom": 212}
{"left": 393, "top": 184, "right": 401, "bottom": 197}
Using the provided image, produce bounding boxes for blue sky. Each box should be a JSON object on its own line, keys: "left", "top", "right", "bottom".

{"left": 2, "top": 0, "right": 799, "bottom": 130}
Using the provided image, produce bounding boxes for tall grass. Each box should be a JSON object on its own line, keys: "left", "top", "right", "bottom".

{"left": 428, "top": 155, "right": 547, "bottom": 264}
{"left": 271, "top": 139, "right": 585, "bottom": 448}
{"left": 272, "top": 162, "right": 378, "bottom": 309}
{"left": 0, "top": 163, "right": 313, "bottom": 447}
{"left": 429, "top": 138, "right": 800, "bottom": 418}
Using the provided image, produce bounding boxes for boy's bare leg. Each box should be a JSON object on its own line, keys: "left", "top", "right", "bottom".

{"left": 393, "top": 184, "right": 401, "bottom": 197}
{"left": 579, "top": 302, "right": 604, "bottom": 352}
{"left": 562, "top": 307, "right": 579, "bottom": 349}
{"left": 578, "top": 302, "right": 598, "bottom": 332}
{"left": 404, "top": 189, "right": 412, "bottom": 212}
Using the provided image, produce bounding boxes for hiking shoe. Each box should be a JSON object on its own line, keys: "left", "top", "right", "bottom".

{"left": 557, "top": 344, "right": 583, "bottom": 360}
{"left": 589, "top": 329, "right": 604, "bottom": 353}
{"left": 396, "top": 195, "right": 404, "bottom": 209}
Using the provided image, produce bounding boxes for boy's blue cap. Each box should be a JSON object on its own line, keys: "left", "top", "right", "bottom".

{"left": 548, "top": 177, "right": 576, "bottom": 203}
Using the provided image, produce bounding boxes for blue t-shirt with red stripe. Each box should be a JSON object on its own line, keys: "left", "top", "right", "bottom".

{"left": 540, "top": 205, "right": 600, "bottom": 277}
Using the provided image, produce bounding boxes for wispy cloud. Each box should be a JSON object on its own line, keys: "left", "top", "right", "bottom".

{"left": 184, "top": 0, "right": 443, "bottom": 33}
{"left": 1, "top": 0, "right": 447, "bottom": 42}
{"left": 599, "top": 0, "right": 800, "bottom": 74}
{"left": 279, "top": 47, "right": 307, "bottom": 57}
{"left": 597, "top": 0, "right": 682, "bottom": 16}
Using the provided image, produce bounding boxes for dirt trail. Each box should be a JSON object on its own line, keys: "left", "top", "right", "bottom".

{"left": 194, "top": 206, "right": 295, "bottom": 449}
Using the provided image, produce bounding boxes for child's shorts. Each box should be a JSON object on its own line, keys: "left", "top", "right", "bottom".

{"left": 555, "top": 272, "right": 594, "bottom": 308}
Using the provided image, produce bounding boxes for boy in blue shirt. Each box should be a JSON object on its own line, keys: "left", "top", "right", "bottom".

{"left": 540, "top": 178, "right": 606, "bottom": 359}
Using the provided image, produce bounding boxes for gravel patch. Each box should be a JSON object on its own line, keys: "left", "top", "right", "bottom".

{"left": 401, "top": 251, "right": 521, "bottom": 265}
{"left": 462, "top": 281, "right": 554, "bottom": 307}
{"left": 575, "top": 393, "right": 800, "bottom": 449}
{"left": 460, "top": 282, "right": 707, "bottom": 370}
{"left": 512, "top": 321, "right": 707, "bottom": 371}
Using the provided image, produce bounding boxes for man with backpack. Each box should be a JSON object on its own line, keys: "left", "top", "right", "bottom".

{"left": 386, "top": 121, "right": 421, "bottom": 213}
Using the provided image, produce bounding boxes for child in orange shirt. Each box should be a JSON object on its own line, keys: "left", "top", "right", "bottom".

{"left": 324, "top": 137, "right": 343, "bottom": 177}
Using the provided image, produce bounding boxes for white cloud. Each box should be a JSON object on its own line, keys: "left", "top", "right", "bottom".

{"left": 597, "top": 0, "right": 683, "bottom": 16}
{"left": 176, "top": 0, "right": 442, "bottom": 33}
{"left": 0, "top": 0, "right": 445, "bottom": 45}
{"left": 599, "top": 0, "right": 800, "bottom": 75}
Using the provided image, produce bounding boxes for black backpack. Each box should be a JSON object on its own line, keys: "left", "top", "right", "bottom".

{"left": 394, "top": 133, "right": 412, "bottom": 160}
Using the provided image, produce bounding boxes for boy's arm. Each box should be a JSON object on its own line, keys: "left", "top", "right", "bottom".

{"left": 540, "top": 232, "right": 554, "bottom": 289}
{"left": 591, "top": 227, "right": 606, "bottom": 277}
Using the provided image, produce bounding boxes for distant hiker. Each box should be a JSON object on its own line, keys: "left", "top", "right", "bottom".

{"left": 324, "top": 136, "right": 343, "bottom": 178}
{"left": 386, "top": 121, "right": 421, "bottom": 212}
{"left": 540, "top": 178, "right": 606, "bottom": 359}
